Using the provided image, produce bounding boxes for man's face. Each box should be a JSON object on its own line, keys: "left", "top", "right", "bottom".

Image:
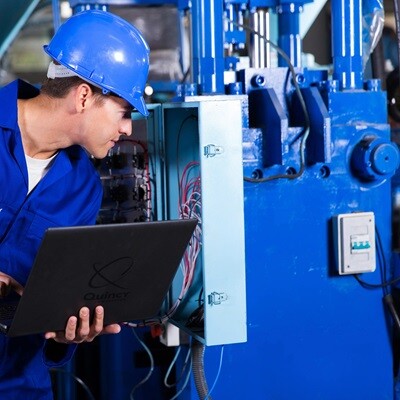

{"left": 80, "top": 95, "right": 133, "bottom": 159}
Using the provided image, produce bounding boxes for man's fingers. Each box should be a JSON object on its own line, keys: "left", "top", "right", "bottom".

{"left": 0, "top": 274, "right": 23, "bottom": 297}
{"left": 0, "top": 281, "right": 10, "bottom": 297}
{"left": 102, "top": 324, "right": 122, "bottom": 335}
{"left": 45, "top": 306, "right": 121, "bottom": 344}
{"left": 12, "top": 280, "right": 23, "bottom": 296}
{"left": 92, "top": 306, "right": 105, "bottom": 334}
{"left": 77, "top": 307, "right": 90, "bottom": 338}
{"left": 64, "top": 316, "right": 78, "bottom": 341}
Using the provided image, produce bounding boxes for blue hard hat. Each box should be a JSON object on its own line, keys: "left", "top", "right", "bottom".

{"left": 44, "top": 10, "right": 150, "bottom": 117}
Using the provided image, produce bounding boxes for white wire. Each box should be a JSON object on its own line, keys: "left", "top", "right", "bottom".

{"left": 164, "top": 347, "right": 182, "bottom": 388}
{"left": 164, "top": 347, "right": 192, "bottom": 389}
{"left": 122, "top": 162, "right": 202, "bottom": 328}
{"left": 204, "top": 346, "right": 225, "bottom": 400}
{"left": 169, "top": 357, "right": 193, "bottom": 400}
{"left": 130, "top": 328, "right": 155, "bottom": 400}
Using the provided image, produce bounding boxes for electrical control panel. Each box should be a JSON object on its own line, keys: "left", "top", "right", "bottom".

{"left": 92, "top": 107, "right": 163, "bottom": 224}
{"left": 161, "top": 97, "right": 247, "bottom": 346}
{"left": 332, "top": 212, "right": 376, "bottom": 275}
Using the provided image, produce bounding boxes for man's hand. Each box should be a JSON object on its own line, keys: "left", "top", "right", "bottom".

{"left": 44, "top": 305, "right": 121, "bottom": 343}
{"left": 0, "top": 272, "right": 23, "bottom": 297}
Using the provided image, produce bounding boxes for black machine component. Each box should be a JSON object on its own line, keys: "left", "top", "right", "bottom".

{"left": 92, "top": 139, "right": 152, "bottom": 224}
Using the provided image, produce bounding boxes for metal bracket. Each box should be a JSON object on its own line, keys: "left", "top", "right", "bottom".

{"left": 204, "top": 144, "right": 224, "bottom": 158}
{"left": 208, "top": 291, "right": 228, "bottom": 306}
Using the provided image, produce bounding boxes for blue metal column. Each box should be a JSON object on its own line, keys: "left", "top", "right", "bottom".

{"left": 331, "top": 0, "right": 363, "bottom": 90}
{"left": 191, "top": 0, "right": 225, "bottom": 94}
{"left": 277, "top": 3, "right": 302, "bottom": 67}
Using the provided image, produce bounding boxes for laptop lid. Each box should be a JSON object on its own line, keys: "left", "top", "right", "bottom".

{"left": 5, "top": 219, "right": 197, "bottom": 337}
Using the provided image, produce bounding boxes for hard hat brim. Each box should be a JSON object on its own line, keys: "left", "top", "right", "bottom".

{"left": 132, "top": 95, "right": 149, "bottom": 117}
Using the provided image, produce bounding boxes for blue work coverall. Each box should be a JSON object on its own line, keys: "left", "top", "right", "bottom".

{"left": 0, "top": 80, "right": 103, "bottom": 399}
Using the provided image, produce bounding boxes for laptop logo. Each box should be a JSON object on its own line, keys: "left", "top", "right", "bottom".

{"left": 84, "top": 257, "right": 133, "bottom": 301}
{"left": 88, "top": 257, "right": 133, "bottom": 290}
{"left": 84, "top": 257, "right": 133, "bottom": 302}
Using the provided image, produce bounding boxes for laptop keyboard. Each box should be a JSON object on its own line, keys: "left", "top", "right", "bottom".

{"left": 0, "top": 301, "right": 18, "bottom": 321}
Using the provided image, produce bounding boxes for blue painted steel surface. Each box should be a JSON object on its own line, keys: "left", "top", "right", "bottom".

{"left": 249, "top": 0, "right": 276, "bottom": 7}
{"left": 181, "top": 0, "right": 395, "bottom": 396}
{"left": 352, "top": 136, "right": 400, "bottom": 180}
{"left": 69, "top": 0, "right": 191, "bottom": 11}
{"left": 69, "top": 0, "right": 179, "bottom": 6}
{"left": 181, "top": 74, "right": 395, "bottom": 400}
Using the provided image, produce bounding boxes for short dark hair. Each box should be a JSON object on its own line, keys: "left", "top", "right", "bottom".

{"left": 40, "top": 76, "right": 106, "bottom": 106}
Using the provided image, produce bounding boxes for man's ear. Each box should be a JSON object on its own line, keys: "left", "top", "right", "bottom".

{"left": 75, "top": 83, "right": 92, "bottom": 112}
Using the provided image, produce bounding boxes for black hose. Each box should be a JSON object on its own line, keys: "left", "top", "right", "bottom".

{"left": 371, "top": 37, "right": 386, "bottom": 88}
{"left": 384, "top": 294, "right": 400, "bottom": 332}
{"left": 191, "top": 339, "right": 212, "bottom": 400}
{"left": 393, "top": 0, "right": 400, "bottom": 72}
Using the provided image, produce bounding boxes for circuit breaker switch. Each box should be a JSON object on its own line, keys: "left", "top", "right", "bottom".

{"left": 350, "top": 234, "right": 371, "bottom": 253}
{"left": 332, "top": 212, "right": 376, "bottom": 275}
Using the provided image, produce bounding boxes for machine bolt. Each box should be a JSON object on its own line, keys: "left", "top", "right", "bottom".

{"left": 323, "top": 80, "right": 339, "bottom": 93}
{"left": 185, "top": 83, "right": 198, "bottom": 96}
{"left": 251, "top": 74, "right": 266, "bottom": 88}
{"left": 296, "top": 74, "right": 305, "bottom": 85}
{"left": 364, "top": 79, "right": 381, "bottom": 92}
{"left": 227, "top": 82, "right": 243, "bottom": 95}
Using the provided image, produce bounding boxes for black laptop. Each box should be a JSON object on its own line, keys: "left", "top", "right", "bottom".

{"left": 0, "top": 219, "right": 197, "bottom": 337}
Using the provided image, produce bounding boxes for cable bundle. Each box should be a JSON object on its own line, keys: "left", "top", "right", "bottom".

{"left": 125, "top": 161, "right": 202, "bottom": 327}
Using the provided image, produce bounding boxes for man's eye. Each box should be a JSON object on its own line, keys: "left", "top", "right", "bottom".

{"left": 123, "top": 111, "right": 132, "bottom": 119}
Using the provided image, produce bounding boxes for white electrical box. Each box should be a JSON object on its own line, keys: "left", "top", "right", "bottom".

{"left": 333, "top": 212, "right": 376, "bottom": 275}
{"left": 160, "top": 322, "right": 181, "bottom": 347}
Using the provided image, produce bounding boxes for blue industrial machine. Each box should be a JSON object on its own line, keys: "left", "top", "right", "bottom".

{"left": 70, "top": 0, "right": 399, "bottom": 399}
{"left": 5, "top": 0, "right": 400, "bottom": 398}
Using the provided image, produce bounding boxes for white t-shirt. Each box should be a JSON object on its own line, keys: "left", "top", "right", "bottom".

{"left": 25, "top": 153, "right": 58, "bottom": 194}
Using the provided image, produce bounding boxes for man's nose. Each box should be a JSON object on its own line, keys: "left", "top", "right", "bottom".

{"left": 119, "top": 119, "right": 132, "bottom": 137}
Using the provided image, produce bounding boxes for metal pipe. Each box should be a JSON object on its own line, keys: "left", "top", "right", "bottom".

{"left": 264, "top": 9, "right": 271, "bottom": 68}
{"left": 249, "top": 9, "right": 270, "bottom": 69}
{"left": 225, "top": 3, "right": 234, "bottom": 55}
{"left": 191, "top": 0, "right": 225, "bottom": 94}
{"left": 259, "top": 9, "right": 266, "bottom": 68}
{"left": 250, "top": 11, "right": 260, "bottom": 68}
{"left": 331, "top": 0, "right": 363, "bottom": 90}
{"left": 52, "top": 0, "right": 62, "bottom": 32}
{"left": 277, "top": 3, "right": 302, "bottom": 68}
{"left": 178, "top": 9, "right": 190, "bottom": 82}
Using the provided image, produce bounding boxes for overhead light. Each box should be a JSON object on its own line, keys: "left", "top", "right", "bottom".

{"left": 145, "top": 85, "right": 154, "bottom": 96}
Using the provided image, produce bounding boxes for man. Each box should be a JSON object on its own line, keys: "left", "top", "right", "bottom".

{"left": 0, "top": 9, "right": 149, "bottom": 399}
